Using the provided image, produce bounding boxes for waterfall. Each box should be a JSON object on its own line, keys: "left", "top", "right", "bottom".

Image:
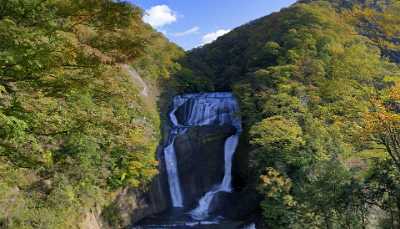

{"left": 164, "top": 140, "right": 183, "bottom": 207}
{"left": 163, "top": 101, "right": 185, "bottom": 207}
{"left": 163, "top": 92, "right": 242, "bottom": 216}
{"left": 190, "top": 133, "right": 240, "bottom": 220}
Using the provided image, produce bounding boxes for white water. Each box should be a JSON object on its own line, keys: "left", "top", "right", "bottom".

{"left": 164, "top": 101, "right": 184, "bottom": 207}
{"left": 164, "top": 141, "right": 183, "bottom": 207}
{"left": 163, "top": 93, "right": 241, "bottom": 211}
{"left": 242, "top": 223, "right": 257, "bottom": 229}
{"left": 190, "top": 134, "right": 240, "bottom": 220}
{"left": 221, "top": 134, "right": 239, "bottom": 190}
{"left": 136, "top": 220, "right": 219, "bottom": 228}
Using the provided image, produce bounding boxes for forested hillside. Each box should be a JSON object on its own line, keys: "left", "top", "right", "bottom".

{"left": 1, "top": 0, "right": 400, "bottom": 228}
{"left": 0, "top": 0, "right": 182, "bottom": 228}
{"left": 176, "top": 0, "right": 400, "bottom": 228}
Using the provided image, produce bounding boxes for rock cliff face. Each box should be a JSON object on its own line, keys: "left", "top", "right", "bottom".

{"left": 102, "top": 147, "right": 171, "bottom": 227}
{"left": 103, "top": 125, "right": 238, "bottom": 227}
{"left": 174, "top": 125, "right": 236, "bottom": 209}
{"left": 112, "top": 177, "right": 168, "bottom": 225}
{"left": 209, "top": 188, "right": 261, "bottom": 220}
{"left": 79, "top": 212, "right": 102, "bottom": 229}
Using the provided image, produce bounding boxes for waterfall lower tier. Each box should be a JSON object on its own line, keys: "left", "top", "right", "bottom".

{"left": 190, "top": 134, "right": 239, "bottom": 220}
{"left": 164, "top": 140, "right": 183, "bottom": 207}
{"left": 163, "top": 92, "right": 242, "bottom": 215}
{"left": 221, "top": 134, "right": 239, "bottom": 191}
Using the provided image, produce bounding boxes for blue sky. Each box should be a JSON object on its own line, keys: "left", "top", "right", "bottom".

{"left": 129, "top": 0, "right": 297, "bottom": 50}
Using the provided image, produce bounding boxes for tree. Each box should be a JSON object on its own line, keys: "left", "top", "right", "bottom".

{"left": 364, "top": 83, "right": 400, "bottom": 171}
{"left": 0, "top": 0, "right": 182, "bottom": 227}
{"left": 257, "top": 167, "right": 296, "bottom": 229}
{"left": 250, "top": 116, "right": 305, "bottom": 170}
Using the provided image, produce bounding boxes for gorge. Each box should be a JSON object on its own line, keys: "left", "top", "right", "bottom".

{"left": 135, "top": 93, "right": 256, "bottom": 228}
{"left": 1, "top": 0, "right": 400, "bottom": 229}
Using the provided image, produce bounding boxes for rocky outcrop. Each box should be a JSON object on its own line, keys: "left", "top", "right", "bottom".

{"left": 173, "top": 125, "right": 236, "bottom": 209}
{"left": 100, "top": 146, "right": 171, "bottom": 228}
{"left": 113, "top": 186, "right": 165, "bottom": 225}
{"left": 103, "top": 125, "right": 239, "bottom": 227}
{"left": 79, "top": 211, "right": 102, "bottom": 229}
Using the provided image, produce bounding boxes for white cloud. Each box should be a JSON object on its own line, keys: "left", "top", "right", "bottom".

{"left": 172, "top": 26, "right": 200, "bottom": 37}
{"left": 143, "top": 5, "right": 177, "bottom": 28}
{"left": 201, "top": 29, "right": 231, "bottom": 45}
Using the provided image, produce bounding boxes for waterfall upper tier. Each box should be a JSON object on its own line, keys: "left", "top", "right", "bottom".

{"left": 172, "top": 92, "right": 242, "bottom": 131}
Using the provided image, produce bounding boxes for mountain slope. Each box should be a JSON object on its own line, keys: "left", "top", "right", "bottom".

{"left": 0, "top": 1, "right": 182, "bottom": 228}
{"left": 175, "top": 0, "right": 400, "bottom": 228}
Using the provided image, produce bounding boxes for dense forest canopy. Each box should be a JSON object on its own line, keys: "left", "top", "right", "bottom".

{"left": 0, "top": 0, "right": 182, "bottom": 228}
{"left": 176, "top": 0, "right": 400, "bottom": 228}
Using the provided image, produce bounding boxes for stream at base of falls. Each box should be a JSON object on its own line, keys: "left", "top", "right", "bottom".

{"left": 133, "top": 208, "right": 256, "bottom": 229}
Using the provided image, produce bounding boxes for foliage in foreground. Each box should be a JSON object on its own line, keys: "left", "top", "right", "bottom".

{"left": 0, "top": 0, "right": 182, "bottom": 228}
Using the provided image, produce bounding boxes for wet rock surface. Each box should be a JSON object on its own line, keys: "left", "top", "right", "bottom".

{"left": 174, "top": 125, "right": 236, "bottom": 209}
{"left": 209, "top": 188, "right": 261, "bottom": 220}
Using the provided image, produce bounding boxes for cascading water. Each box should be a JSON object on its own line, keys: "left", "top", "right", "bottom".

{"left": 189, "top": 134, "right": 240, "bottom": 220}
{"left": 163, "top": 92, "right": 242, "bottom": 217}
{"left": 164, "top": 139, "right": 184, "bottom": 207}
{"left": 242, "top": 223, "right": 257, "bottom": 229}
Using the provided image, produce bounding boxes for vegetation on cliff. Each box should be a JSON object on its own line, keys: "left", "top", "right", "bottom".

{"left": 177, "top": 0, "right": 400, "bottom": 228}
{"left": 0, "top": 0, "right": 182, "bottom": 228}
